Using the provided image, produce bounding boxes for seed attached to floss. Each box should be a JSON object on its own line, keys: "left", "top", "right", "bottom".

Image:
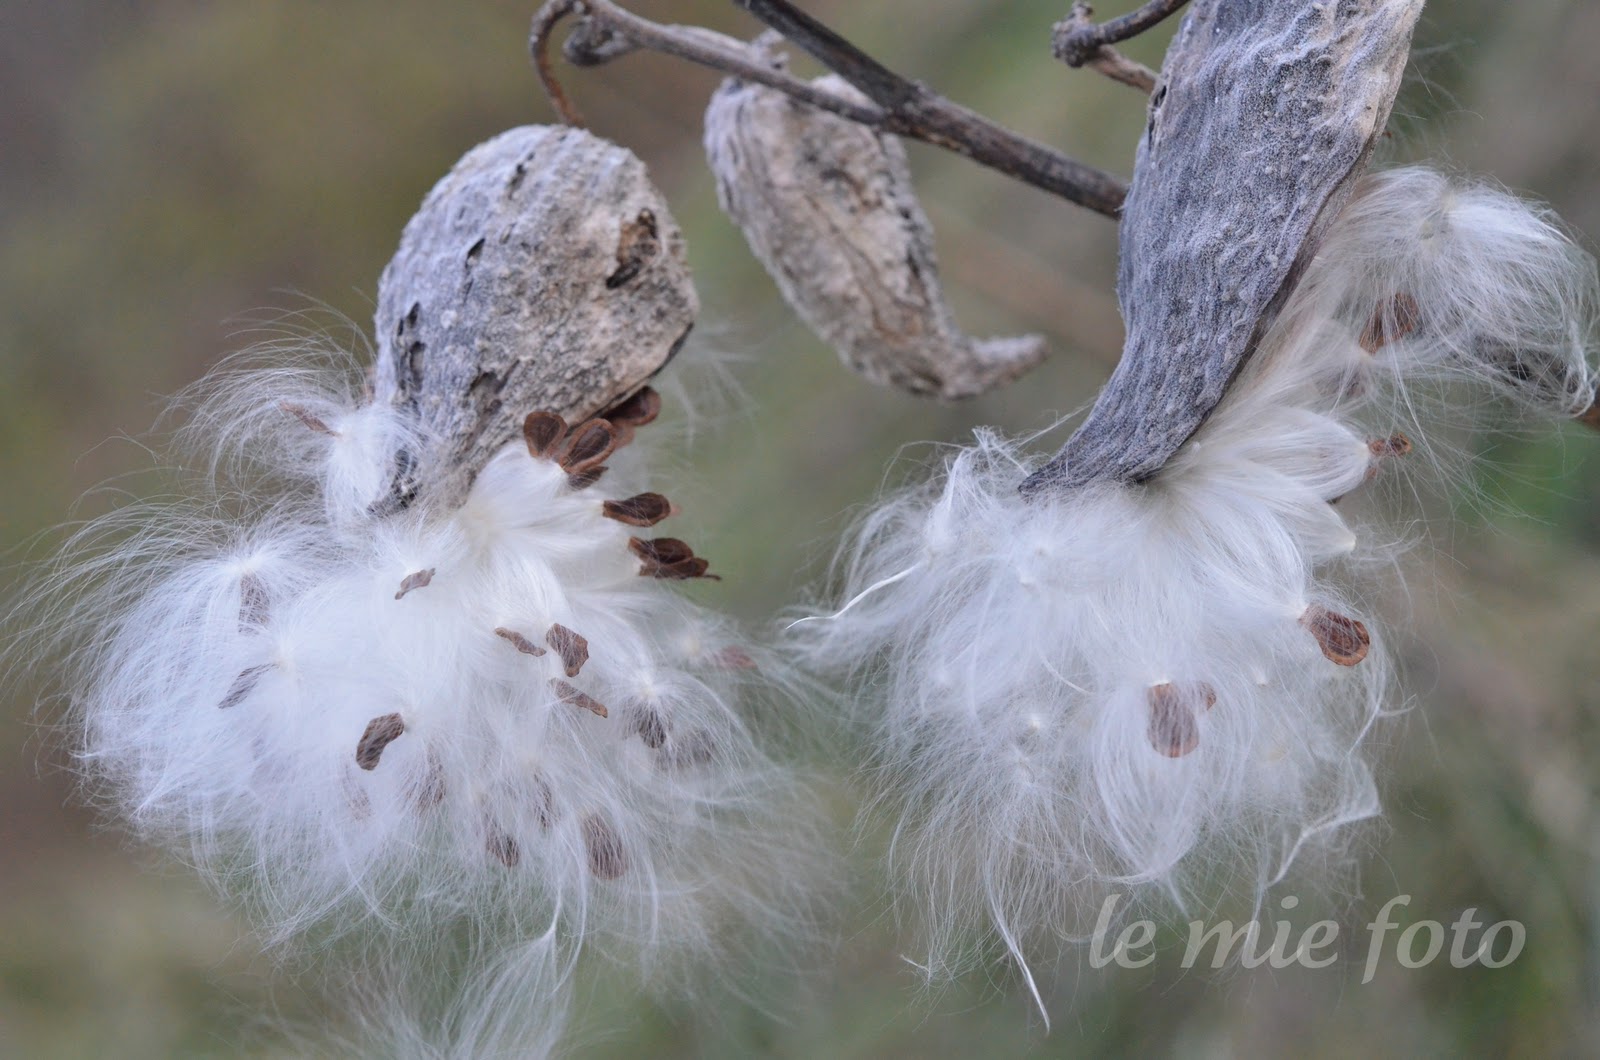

{"left": 355, "top": 712, "right": 407, "bottom": 771}
{"left": 602, "top": 492, "right": 676, "bottom": 527}
{"left": 629, "top": 708, "right": 668, "bottom": 749}
{"left": 219, "top": 663, "right": 272, "bottom": 710}
{"left": 486, "top": 823, "right": 520, "bottom": 868}
{"left": 1146, "top": 682, "right": 1204, "bottom": 758}
{"left": 559, "top": 419, "right": 620, "bottom": 474}
{"left": 1358, "top": 291, "right": 1421, "bottom": 353}
{"left": 629, "top": 537, "right": 718, "bottom": 580}
{"left": 523, "top": 410, "right": 568, "bottom": 459}
{"left": 1300, "top": 604, "right": 1371, "bottom": 666}
{"left": 394, "top": 568, "right": 435, "bottom": 600}
{"left": 1369, "top": 432, "right": 1413, "bottom": 458}
{"left": 495, "top": 627, "right": 547, "bottom": 657}
{"left": 708, "top": 645, "right": 758, "bottom": 671}
{"left": 238, "top": 571, "right": 269, "bottom": 631}
{"left": 408, "top": 747, "right": 447, "bottom": 810}
{"left": 545, "top": 623, "right": 589, "bottom": 677}
{"left": 278, "top": 400, "right": 336, "bottom": 435}
{"left": 552, "top": 679, "right": 608, "bottom": 718}
{"left": 582, "top": 814, "right": 628, "bottom": 880}
{"left": 604, "top": 386, "right": 662, "bottom": 429}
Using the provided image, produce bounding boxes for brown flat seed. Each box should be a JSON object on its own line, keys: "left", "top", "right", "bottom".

{"left": 524, "top": 411, "right": 568, "bottom": 458}
{"left": 486, "top": 826, "right": 520, "bottom": 868}
{"left": 355, "top": 712, "right": 407, "bottom": 770}
{"left": 238, "top": 571, "right": 269, "bottom": 631}
{"left": 1368, "top": 432, "right": 1413, "bottom": 459}
{"left": 560, "top": 420, "right": 619, "bottom": 473}
{"left": 219, "top": 664, "right": 271, "bottom": 709}
{"left": 395, "top": 568, "right": 435, "bottom": 600}
{"left": 342, "top": 768, "right": 373, "bottom": 821}
{"left": 552, "top": 679, "right": 608, "bottom": 718}
{"left": 709, "top": 645, "right": 758, "bottom": 671}
{"left": 1579, "top": 391, "right": 1600, "bottom": 431}
{"left": 582, "top": 814, "right": 628, "bottom": 880}
{"left": 660, "top": 729, "right": 717, "bottom": 770}
{"left": 567, "top": 466, "right": 607, "bottom": 490}
{"left": 408, "top": 747, "right": 447, "bottom": 810}
{"left": 604, "top": 386, "right": 662, "bottom": 428}
{"left": 280, "top": 401, "right": 335, "bottom": 435}
{"left": 495, "top": 627, "right": 547, "bottom": 656}
{"left": 1358, "top": 292, "right": 1421, "bottom": 354}
{"left": 630, "top": 708, "right": 668, "bottom": 749}
{"left": 648, "top": 557, "right": 718, "bottom": 580}
{"left": 532, "top": 776, "right": 556, "bottom": 830}
{"left": 602, "top": 492, "right": 675, "bottom": 527}
{"left": 1147, "top": 683, "right": 1202, "bottom": 758}
{"left": 630, "top": 536, "right": 695, "bottom": 565}
{"left": 546, "top": 623, "right": 590, "bottom": 677}
{"left": 1301, "top": 605, "right": 1371, "bottom": 666}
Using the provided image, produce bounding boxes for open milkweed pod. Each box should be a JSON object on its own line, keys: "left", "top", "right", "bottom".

{"left": 15, "top": 124, "right": 824, "bottom": 1055}
{"left": 705, "top": 68, "right": 1046, "bottom": 400}
{"left": 783, "top": 0, "right": 1600, "bottom": 1012}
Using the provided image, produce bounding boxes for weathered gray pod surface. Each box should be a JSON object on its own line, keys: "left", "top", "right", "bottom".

{"left": 705, "top": 73, "right": 1046, "bottom": 400}
{"left": 373, "top": 125, "right": 697, "bottom": 509}
{"left": 1022, "top": 0, "right": 1423, "bottom": 495}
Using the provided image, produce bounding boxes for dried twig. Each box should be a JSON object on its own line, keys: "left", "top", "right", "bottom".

{"left": 1053, "top": 0, "right": 1188, "bottom": 68}
{"left": 530, "top": 0, "right": 1128, "bottom": 218}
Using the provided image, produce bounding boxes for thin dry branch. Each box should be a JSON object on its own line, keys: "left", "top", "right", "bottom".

{"left": 530, "top": 0, "right": 1128, "bottom": 218}
{"left": 1052, "top": 0, "right": 1189, "bottom": 68}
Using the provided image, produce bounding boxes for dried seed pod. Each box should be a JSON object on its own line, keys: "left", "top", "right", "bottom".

{"left": 1300, "top": 605, "right": 1371, "bottom": 666}
{"left": 705, "top": 72, "right": 1046, "bottom": 400}
{"left": 356, "top": 712, "right": 407, "bottom": 771}
{"left": 545, "top": 623, "right": 589, "bottom": 678}
{"left": 495, "top": 627, "right": 547, "bottom": 657}
{"left": 582, "top": 814, "right": 628, "bottom": 880}
{"left": 394, "top": 568, "right": 434, "bottom": 600}
{"left": 1022, "top": 0, "right": 1424, "bottom": 494}
{"left": 1147, "top": 682, "right": 1203, "bottom": 758}
{"left": 374, "top": 125, "right": 698, "bottom": 509}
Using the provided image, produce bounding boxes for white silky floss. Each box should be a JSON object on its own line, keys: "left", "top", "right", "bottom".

{"left": 796, "top": 166, "right": 1598, "bottom": 998}
{"left": 28, "top": 351, "right": 821, "bottom": 1052}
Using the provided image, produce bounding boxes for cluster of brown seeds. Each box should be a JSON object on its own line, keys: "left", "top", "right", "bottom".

{"left": 227, "top": 388, "right": 748, "bottom": 881}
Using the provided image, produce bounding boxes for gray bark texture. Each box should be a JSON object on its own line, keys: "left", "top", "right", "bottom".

{"left": 704, "top": 72, "right": 1047, "bottom": 400}
{"left": 372, "top": 125, "right": 697, "bottom": 510}
{"left": 1021, "top": 0, "right": 1424, "bottom": 496}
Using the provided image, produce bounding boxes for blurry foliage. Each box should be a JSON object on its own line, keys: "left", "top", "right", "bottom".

{"left": 2, "top": 1, "right": 1599, "bottom": 1056}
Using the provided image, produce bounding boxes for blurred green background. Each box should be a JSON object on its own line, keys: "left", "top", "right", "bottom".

{"left": 4, "top": 1, "right": 1600, "bottom": 1056}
